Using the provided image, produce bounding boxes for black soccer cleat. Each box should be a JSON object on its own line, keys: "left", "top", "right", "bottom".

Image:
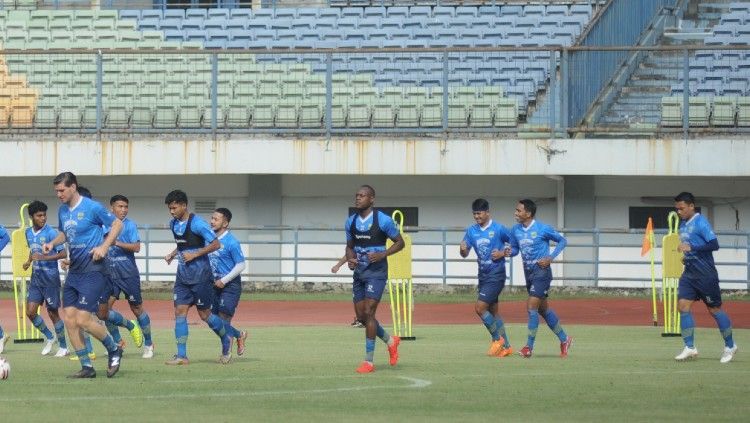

{"left": 107, "top": 347, "right": 123, "bottom": 378}
{"left": 68, "top": 366, "right": 96, "bottom": 379}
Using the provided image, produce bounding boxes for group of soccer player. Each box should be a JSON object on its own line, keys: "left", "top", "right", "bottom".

{"left": 0, "top": 172, "right": 249, "bottom": 378}
{"left": 0, "top": 180, "right": 740, "bottom": 379}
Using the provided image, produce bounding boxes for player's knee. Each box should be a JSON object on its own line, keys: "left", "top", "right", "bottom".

{"left": 26, "top": 309, "right": 38, "bottom": 319}
{"left": 130, "top": 304, "right": 144, "bottom": 316}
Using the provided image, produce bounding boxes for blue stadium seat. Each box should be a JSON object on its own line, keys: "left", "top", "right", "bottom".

{"left": 274, "top": 8, "right": 297, "bottom": 19}
{"left": 388, "top": 6, "right": 409, "bottom": 19}
{"left": 230, "top": 9, "right": 252, "bottom": 19}
{"left": 433, "top": 7, "right": 454, "bottom": 18}
{"left": 208, "top": 8, "right": 230, "bottom": 19}
{"left": 119, "top": 10, "right": 141, "bottom": 20}
{"left": 164, "top": 9, "right": 185, "bottom": 20}
{"left": 500, "top": 5, "right": 523, "bottom": 16}
{"left": 204, "top": 18, "right": 227, "bottom": 30}
{"left": 364, "top": 6, "right": 385, "bottom": 18}
{"left": 186, "top": 9, "right": 207, "bottom": 20}
{"left": 341, "top": 7, "right": 363, "bottom": 19}
{"left": 297, "top": 8, "right": 318, "bottom": 19}
{"left": 410, "top": 6, "right": 431, "bottom": 19}
{"left": 478, "top": 6, "right": 500, "bottom": 18}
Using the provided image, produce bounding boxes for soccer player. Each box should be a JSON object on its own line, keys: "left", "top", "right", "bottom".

{"left": 509, "top": 199, "right": 573, "bottom": 359}
{"left": 42, "top": 172, "right": 124, "bottom": 378}
{"left": 459, "top": 199, "right": 513, "bottom": 357}
{"left": 345, "top": 185, "right": 404, "bottom": 373}
{"left": 673, "top": 192, "right": 737, "bottom": 363}
{"left": 101, "top": 195, "right": 152, "bottom": 358}
{"left": 0, "top": 224, "right": 9, "bottom": 352}
{"left": 332, "top": 255, "right": 364, "bottom": 328}
{"left": 208, "top": 207, "right": 248, "bottom": 363}
{"left": 22, "top": 201, "right": 69, "bottom": 357}
{"left": 163, "top": 190, "right": 230, "bottom": 365}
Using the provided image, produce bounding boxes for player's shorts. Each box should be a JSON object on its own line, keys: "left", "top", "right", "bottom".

{"left": 678, "top": 275, "right": 722, "bottom": 308}
{"left": 110, "top": 275, "right": 143, "bottom": 305}
{"left": 212, "top": 277, "right": 242, "bottom": 317}
{"left": 477, "top": 271, "right": 506, "bottom": 305}
{"left": 352, "top": 276, "right": 387, "bottom": 303}
{"left": 62, "top": 271, "right": 108, "bottom": 313}
{"left": 27, "top": 281, "right": 61, "bottom": 310}
{"left": 98, "top": 273, "right": 114, "bottom": 305}
{"left": 524, "top": 264, "right": 553, "bottom": 299}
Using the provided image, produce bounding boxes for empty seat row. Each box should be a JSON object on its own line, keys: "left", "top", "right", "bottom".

{"left": 661, "top": 96, "right": 750, "bottom": 127}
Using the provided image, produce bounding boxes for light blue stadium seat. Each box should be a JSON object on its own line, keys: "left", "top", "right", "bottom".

{"left": 524, "top": 5, "right": 546, "bottom": 17}
{"left": 501, "top": 5, "right": 523, "bottom": 16}
{"left": 318, "top": 9, "right": 340, "bottom": 20}
{"left": 141, "top": 9, "right": 163, "bottom": 19}
{"left": 433, "top": 6, "right": 454, "bottom": 18}
{"left": 163, "top": 29, "right": 185, "bottom": 41}
{"left": 139, "top": 18, "right": 160, "bottom": 31}
{"left": 381, "top": 17, "right": 402, "bottom": 29}
{"left": 388, "top": 6, "right": 409, "bottom": 19}
{"left": 186, "top": 9, "right": 207, "bottom": 19}
{"left": 208, "top": 8, "right": 230, "bottom": 19}
{"left": 364, "top": 6, "right": 385, "bottom": 18}
{"left": 478, "top": 6, "right": 499, "bottom": 17}
{"left": 341, "top": 7, "right": 363, "bottom": 19}
{"left": 164, "top": 9, "right": 185, "bottom": 20}
{"left": 230, "top": 9, "right": 251, "bottom": 19}
{"left": 181, "top": 18, "right": 203, "bottom": 31}
{"left": 204, "top": 18, "right": 226, "bottom": 30}
{"left": 410, "top": 6, "right": 431, "bottom": 19}
{"left": 297, "top": 8, "right": 318, "bottom": 19}
{"left": 274, "top": 8, "right": 297, "bottom": 19}
{"left": 337, "top": 17, "right": 358, "bottom": 30}
{"left": 546, "top": 5, "right": 569, "bottom": 16}
{"left": 358, "top": 18, "right": 379, "bottom": 30}
{"left": 571, "top": 4, "right": 593, "bottom": 16}
{"left": 119, "top": 10, "right": 141, "bottom": 20}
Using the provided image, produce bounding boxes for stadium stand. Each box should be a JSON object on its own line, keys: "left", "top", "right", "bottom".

{"left": 0, "top": 4, "right": 596, "bottom": 130}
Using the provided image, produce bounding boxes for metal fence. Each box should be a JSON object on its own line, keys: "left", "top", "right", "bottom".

{"left": 1, "top": 226, "right": 748, "bottom": 289}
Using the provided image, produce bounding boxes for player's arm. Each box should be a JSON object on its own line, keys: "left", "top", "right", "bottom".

{"left": 491, "top": 229, "right": 511, "bottom": 261}
{"left": 183, "top": 238, "right": 220, "bottom": 262}
{"left": 215, "top": 243, "right": 246, "bottom": 288}
{"left": 165, "top": 248, "right": 178, "bottom": 264}
{"left": 22, "top": 249, "right": 33, "bottom": 270}
{"left": 115, "top": 222, "right": 141, "bottom": 253}
{"left": 508, "top": 231, "right": 520, "bottom": 257}
{"left": 42, "top": 230, "right": 66, "bottom": 254}
{"left": 92, "top": 218, "right": 122, "bottom": 261}
{"left": 331, "top": 255, "right": 348, "bottom": 273}
{"left": 0, "top": 227, "right": 9, "bottom": 251}
{"left": 345, "top": 240, "right": 357, "bottom": 270}
{"left": 368, "top": 233, "right": 404, "bottom": 263}
{"left": 39, "top": 250, "right": 67, "bottom": 261}
{"left": 459, "top": 231, "right": 471, "bottom": 258}
{"left": 539, "top": 226, "right": 567, "bottom": 268}
{"left": 687, "top": 221, "right": 720, "bottom": 252}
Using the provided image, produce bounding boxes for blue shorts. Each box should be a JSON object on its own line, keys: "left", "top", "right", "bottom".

{"left": 174, "top": 281, "right": 214, "bottom": 310}
{"left": 27, "top": 282, "right": 61, "bottom": 310}
{"left": 212, "top": 277, "right": 242, "bottom": 317}
{"left": 352, "top": 276, "right": 387, "bottom": 303}
{"left": 477, "top": 272, "right": 506, "bottom": 305}
{"left": 524, "top": 265, "right": 553, "bottom": 299}
{"left": 62, "top": 272, "right": 108, "bottom": 313}
{"left": 678, "top": 275, "right": 722, "bottom": 308}
{"left": 110, "top": 275, "right": 143, "bottom": 305}
{"left": 99, "top": 273, "right": 114, "bottom": 305}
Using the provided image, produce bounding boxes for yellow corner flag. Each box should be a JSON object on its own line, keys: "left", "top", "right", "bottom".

{"left": 641, "top": 217, "right": 654, "bottom": 257}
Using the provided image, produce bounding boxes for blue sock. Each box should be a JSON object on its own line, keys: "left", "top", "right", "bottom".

{"left": 375, "top": 320, "right": 392, "bottom": 345}
{"left": 680, "top": 311, "right": 695, "bottom": 348}
{"left": 137, "top": 313, "right": 153, "bottom": 347}
{"left": 527, "top": 310, "right": 540, "bottom": 349}
{"left": 54, "top": 320, "right": 67, "bottom": 349}
{"left": 101, "top": 333, "right": 118, "bottom": 353}
{"left": 480, "top": 311, "right": 500, "bottom": 341}
{"left": 106, "top": 321, "right": 122, "bottom": 344}
{"left": 542, "top": 309, "right": 568, "bottom": 343}
{"left": 31, "top": 315, "right": 54, "bottom": 340}
{"left": 76, "top": 348, "right": 92, "bottom": 369}
{"left": 495, "top": 316, "right": 510, "bottom": 348}
{"left": 83, "top": 333, "right": 93, "bottom": 354}
{"left": 712, "top": 310, "right": 734, "bottom": 348}
{"left": 108, "top": 310, "right": 135, "bottom": 330}
{"left": 175, "top": 316, "right": 188, "bottom": 358}
{"left": 220, "top": 316, "right": 241, "bottom": 339}
{"left": 365, "top": 337, "right": 375, "bottom": 362}
{"left": 206, "top": 314, "right": 231, "bottom": 355}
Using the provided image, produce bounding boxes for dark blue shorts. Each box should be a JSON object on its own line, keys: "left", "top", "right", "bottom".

{"left": 62, "top": 272, "right": 107, "bottom": 313}
{"left": 678, "top": 275, "right": 722, "bottom": 308}
{"left": 524, "top": 265, "right": 553, "bottom": 299}
{"left": 110, "top": 275, "right": 143, "bottom": 305}
{"left": 27, "top": 282, "right": 61, "bottom": 310}
{"left": 174, "top": 281, "right": 214, "bottom": 310}
{"left": 477, "top": 272, "right": 506, "bottom": 305}
{"left": 213, "top": 277, "right": 242, "bottom": 317}
{"left": 352, "top": 276, "right": 387, "bottom": 303}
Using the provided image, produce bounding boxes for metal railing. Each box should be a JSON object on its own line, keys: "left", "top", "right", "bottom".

{"left": 1, "top": 226, "right": 748, "bottom": 289}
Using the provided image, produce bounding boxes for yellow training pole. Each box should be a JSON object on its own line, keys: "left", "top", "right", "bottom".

{"left": 14, "top": 277, "right": 22, "bottom": 339}
{"left": 650, "top": 244, "right": 657, "bottom": 326}
{"left": 407, "top": 278, "right": 413, "bottom": 338}
{"left": 661, "top": 211, "right": 683, "bottom": 337}
{"left": 388, "top": 279, "right": 399, "bottom": 336}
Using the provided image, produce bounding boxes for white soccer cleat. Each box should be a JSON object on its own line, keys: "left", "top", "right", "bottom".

{"left": 720, "top": 344, "right": 738, "bottom": 364}
{"left": 675, "top": 346, "right": 699, "bottom": 361}
{"left": 54, "top": 348, "right": 69, "bottom": 358}
{"left": 41, "top": 337, "right": 56, "bottom": 356}
{"left": 0, "top": 335, "right": 8, "bottom": 354}
{"left": 142, "top": 344, "right": 154, "bottom": 359}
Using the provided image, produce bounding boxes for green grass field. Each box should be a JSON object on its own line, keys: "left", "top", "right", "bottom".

{"left": 0, "top": 324, "right": 748, "bottom": 422}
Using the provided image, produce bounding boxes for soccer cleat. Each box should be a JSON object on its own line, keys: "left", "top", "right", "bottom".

{"left": 107, "top": 347, "right": 123, "bottom": 378}
{"left": 142, "top": 344, "right": 154, "bottom": 359}
{"left": 675, "top": 346, "right": 699, "bottom": 361}
{"left": 356, "top": 361, "right": 375, "bottom": 373}
{"left": 350, "top": 319, "right": 364, "bottom": 328}
{"left": 560, "top": 336, "right": 574, "bottom": 358}
{"left": 486, "top": 337, "right": 505, "bottom": 357}
{"left": 519, "top": 345, "right": 533, "bottom": 358}
{"left": 54, "top": 348, "right": 69, "bottom": 358}
{"left": 69, "top": 352, "right": 97, "bottom": 361}
{"left": 165, "top": 355, "right": 189, "bottom": 366}
{"left": 218, "top": 353, "right": 232, "bottom": 365}
{"left": 720, "top": 344, "right": 738, "bottom": 364}
{"left": 67, "top": 366, "right": 96, "bottom": 378}
{"left": 129, "top": 320, "right": 144, "bottom": 348}
{"left": 388, "top": 336, "right": 401, "bottom": 366}
{"left": 497, "top": 346, "right": 514, "bottom": 358}
{"left": 237, "top": 330, "right": 248, "bottom": 356}
{"left": 41, "top": 337, "right": 56, "bottom": 356}
{"left": 0, "top": 334, "right": 9, "bottom": 354}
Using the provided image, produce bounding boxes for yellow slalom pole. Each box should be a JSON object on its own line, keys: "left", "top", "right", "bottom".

{"left": 650, "top": 241, "right": 658, "bottom": 326}
{"left": 21, "top": 278, "right": 28, "bottom": 339}
{"left": 401, "top": 278, "right": 408, "bottom": 337}
{"left": 394, "top": 279, "right": 402, "bottom": 337}
{"left": 407, "top": 278, "right": 413, "bottom": 338}
{"left": 14, "top": 277, "right": 22, "bottom": 339}
{"left": 388, "top": 279, "right": 398, "bottom": 336}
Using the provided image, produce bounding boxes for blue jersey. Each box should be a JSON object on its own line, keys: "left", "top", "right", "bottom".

{"left": 26, "top": 225, "right": 64, "bottom": 282}
{"left": 106, "top": 218, "right": 140, "bottom": 281}
{"left": 510, "top": 220, "right": 567, "bottom": 268}
{"left": 679, "top": 213, "right": 719, "bottom": 279}
{"left": 0, "top": 225, "right": 9, "bottom": 251}
{"left": 58, "top": 197, "right": 116, "bottom": 273}
{"left": 170, "top": 214, "right": 216, "bottom": 269}
{"left": 462, "top": 220, "right": 511, "bottom": 277}
{"left": 209, "top": 231, "right": 245, "bottom": 281}
{"left": 345, "top": 210, "right": 400, "bottom": 278}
